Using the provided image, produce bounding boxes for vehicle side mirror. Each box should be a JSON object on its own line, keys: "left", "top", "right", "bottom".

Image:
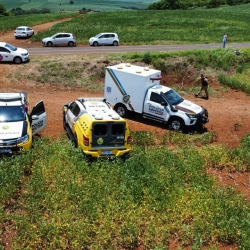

{"left": 161, "top": 102, "right": 168, "bottom": 106}
{"left": 31, "top": 115, "right": 39, "bottom": 120}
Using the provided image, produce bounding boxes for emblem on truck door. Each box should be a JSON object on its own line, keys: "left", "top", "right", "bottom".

{"left": 122, "top": 95, "right": 130, "bottom": 104}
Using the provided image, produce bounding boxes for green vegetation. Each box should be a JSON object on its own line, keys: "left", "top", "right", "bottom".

{"left": 12, "top": 48, "right": 250, "bottom": 94}
{"left": 1, "top": 132, "right": 250, "bottom": 249}
{"left": 1, "top": 4, "right": 250, "bottom": 249}
{"left": 148, "top": 0, "right": 250, "bottom": 10}
{"left": 0, "top": 12, "right": 78, "bottom": 34}
{"left": 0, "top": 0, "right": 153, "bottom": 13}
{"left": 29, "top": 5, "right": 250, "bottom": 45}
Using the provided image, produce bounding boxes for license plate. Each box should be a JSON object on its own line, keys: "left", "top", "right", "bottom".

{"left": 102, "top": 150, "right": 112, "bottom": 155}
{"left": 0, "top": 148, "right": 12, "bottom": 154}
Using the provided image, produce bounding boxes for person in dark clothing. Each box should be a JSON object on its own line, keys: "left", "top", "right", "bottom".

{"left": 194, "top": 74, "right": 209, "bottom": 100}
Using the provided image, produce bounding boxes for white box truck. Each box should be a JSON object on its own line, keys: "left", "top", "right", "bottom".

{"left": 104, "top": 63, "right": 209, "bottom": 131}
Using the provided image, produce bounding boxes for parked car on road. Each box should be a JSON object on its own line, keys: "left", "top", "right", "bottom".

{"left": 42, "top": 33, "right": 76, "bottom": 47}
{"left": 0, "top": 42, "right": 29, "bottom": 64}
{"left": 89, "top": 33, "right": 119, "bottom": 46}
{"left": 14, "top": 26, "right": 34, "bottom": 39}
{"left": 0, "top": 92, "right": 47, "bottom": 154}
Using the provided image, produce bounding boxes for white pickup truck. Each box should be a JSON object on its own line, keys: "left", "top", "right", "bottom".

{"left": 104, "top": 63, "right": 209, "bottom": 131}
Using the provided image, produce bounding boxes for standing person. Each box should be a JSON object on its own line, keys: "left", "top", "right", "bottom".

{"left": 222, "top": 34, "right": 227, "bottom": 48}
{"left": 194, "top": 74, "right": 209, "bottom": 100}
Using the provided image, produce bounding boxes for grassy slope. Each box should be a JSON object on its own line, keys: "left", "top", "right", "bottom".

{"left": 29, "top": 4, "right": 250, "bottom": 45}
{"left": 2, "top": 0, "right": 157, "bottom": 12}
{"left": 1, "top": 4, "right": 250, "bottom": 250}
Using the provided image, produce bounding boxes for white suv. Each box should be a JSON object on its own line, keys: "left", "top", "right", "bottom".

{"left": 89, "top": 33, "right": 119, "bottom": 46}
{"left": 0, "top": 42, "right": 29, "bottom": 64}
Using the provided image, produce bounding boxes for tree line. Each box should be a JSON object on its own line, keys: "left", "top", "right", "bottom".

{"left": 148, "top": 0, "right": 250, "bottom": 10}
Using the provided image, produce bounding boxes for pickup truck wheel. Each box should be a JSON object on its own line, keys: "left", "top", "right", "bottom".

{"left": 47, "top": 41, "right": 53, "bottom": 47}
{"left": 169, "top": 117, "right": 184, "bottom": 131}
{"left": 63, "top": 115, "right": 67, "bottom": 130}
{"left": 13, "top": 56, "right": 22, "bottom": 64}
{"left": 74, "top": 135, "right": 78, "bottom": 148}
{"left": 115, "top": 104, "right": 127, "bottom": 117}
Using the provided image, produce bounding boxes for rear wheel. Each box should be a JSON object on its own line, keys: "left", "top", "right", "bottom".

{"left": 93, "top": 41, "right": 98, "bottom": 47}
{"left": 74, "top": 134, "right": 78, "bottom": 148}
{"left": 114, "top": 104, "right": 127, "bottom": 117}
{"left": 168, "top": 117, "right": 184, "bottom": 131}
{"left": 113, "top": 41, "right": 118, "bottom": 46}
{"left": 47, "top": 41, "right": 53, "bottom": 47}
{"left": 14, "top": 57, "right": 22, "bottom": 64}
{"left": 68, "top": 41, "right": 74, "bottom": 47}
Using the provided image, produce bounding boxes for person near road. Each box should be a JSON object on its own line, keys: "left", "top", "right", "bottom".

{"left": 194, "top": 74, "right": 209, "bottom": 100}
{"left": 222, "top": 34, "right": 228, "bottom": 48}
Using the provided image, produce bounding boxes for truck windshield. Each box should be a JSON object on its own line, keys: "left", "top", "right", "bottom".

{"left": 0, "top": 106, "right": 26, "bottom": 122}
{"left": 164, "top": 90, "right": 183, "bottom": 105}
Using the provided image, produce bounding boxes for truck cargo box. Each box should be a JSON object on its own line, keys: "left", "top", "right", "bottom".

{"left": 104, "top": 63, "right": 162, "bottom": 113}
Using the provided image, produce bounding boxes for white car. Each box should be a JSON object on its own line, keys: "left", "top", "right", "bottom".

{"left": 0, "top": 42, "right": 29, "bottom": 64}
{"left": 89, "top": 33, "right": 119, "bottom": 46}
{"left": 42, "top": 33, "right": 76, "bottom": 47}
{"left": 14, "top": 26, "right": 34, "bottom": 39}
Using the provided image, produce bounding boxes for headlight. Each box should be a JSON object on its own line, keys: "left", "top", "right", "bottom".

{"left": 17, "top": 134, "right": 29, "bottom": 144}
{"left": 186, "top": 113, "right": 197, "bottom": 119}
{"left": 21, "top": 53, "right": 28, "bottom": 56}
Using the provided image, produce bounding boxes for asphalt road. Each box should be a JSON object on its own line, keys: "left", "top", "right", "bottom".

{"left": 28, "top": 42, "right": 250, "bottom": 55}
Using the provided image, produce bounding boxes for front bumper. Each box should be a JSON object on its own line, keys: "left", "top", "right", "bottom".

{"left": 187, "top": 109, "right": 209, "bottom": 126}
{"left": 0, "top": 135, "right": 32, "bottom": 154}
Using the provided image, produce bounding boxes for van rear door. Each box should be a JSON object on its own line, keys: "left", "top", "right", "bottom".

{"left": 92, "top": 122, "right": 126, "bottom": 148}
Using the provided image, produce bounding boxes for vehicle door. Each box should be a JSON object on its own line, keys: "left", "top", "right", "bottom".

{"left": 30, "top": 101, "right": 47, "bottom": 134}
{"left": 143, "top": 92, "right": 171, "bottom": 122}
{"left": 65, "top": 102, "right": 81, "bottom": 132}
{"left": 92, "top": 122, "right": 126, "bottom": 149}
{"left": 62, "top": 34, "right": 70, "bottom": 45}
{"left": 0, "top": 46, "right": 13, "bottom": 62}
{"left": 107, "top": 34, "right": 115, "bottom": 44}
{"left": 53, "top": 34, "right": 63, "bottom": 46}
{"left": 26, "top": 27, "right": 33, "bottom": 36}
{"left": 98, "top": 34, "right": 108, "bottom": 45}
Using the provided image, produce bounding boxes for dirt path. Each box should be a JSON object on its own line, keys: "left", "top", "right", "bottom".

{"left": 0, "top": 18, "right": 73, "bottom": 48}
{"left": 1, "top": 19, "right": 250, "bottom": 202}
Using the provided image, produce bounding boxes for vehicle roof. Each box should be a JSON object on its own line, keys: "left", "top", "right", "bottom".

{"left": 150, "top": 84, "right": 172, "bottom": 94}
{"left": 53, "top": 32, "right": 73, "bottom": 35}
{"left": 76, "top": 98, "right": 123, "bottom": 121}
{"left": 0, "top": 42, "right": 7, "bottom": 47}
{"left": 99, "top": 32, "right": 117, "bottom": 35}
{"left": 16, "top": 26, "right": 31, "bottom": 29}
{"left": 0, "top": 93, "right": 26, "bottom": 106}
{"left": 107, "top": 63, "right": 161, "bottom": 77}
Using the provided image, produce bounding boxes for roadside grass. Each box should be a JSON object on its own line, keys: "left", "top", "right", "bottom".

{"left": 0, "top": 132, "right": 249, "bottom": 249}
{"left": 9, "top": 48, "right": 250, "bottom": 94}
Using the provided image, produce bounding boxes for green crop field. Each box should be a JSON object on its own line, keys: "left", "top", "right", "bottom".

{"left": 1, "top": 3, "right": 250, "bottom": 249}
{"left": 30, "top": 4, "right": 250, "bottom": 45}
{"left": 1, "top": 0, "right": 157, "bottom": 12}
